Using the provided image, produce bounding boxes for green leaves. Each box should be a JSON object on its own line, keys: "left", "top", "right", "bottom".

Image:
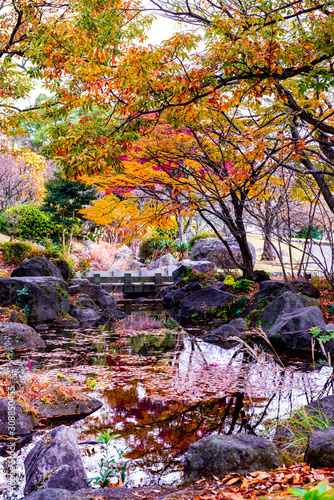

{"left": 289, "top": 481, "right": 334, "bottom": 499}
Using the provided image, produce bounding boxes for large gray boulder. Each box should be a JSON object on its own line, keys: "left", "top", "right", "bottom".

{"left": 11, "top": 257, "right": 63, "bottom": 279}
{"left": 0, "top": 322, "right": 45, "bottom": 349}
{"left": 262, "top": 291, "right": 320, "bottom": 332}
{"left": 0, "top": 277, "right": 70, "bottom": 323}
{"left": 147, "top": 253, "right": 178, "bottom": 270}
{"left": 184, "top": 434, "right": 282, "bottom": 480}
{"left": 173, "top": 260, "right": 216, "bottom": 283}
{"left": 267, "top": 307, "right": 326, "bottom": 350}
{"left": 24, "top": 425, "right": 87, "bottom": 495}
{"left": 0, "top": 398, "right": 37, "bottom": 436}
{"left": 68, "top": 278, "right": 117, "bottom": 310}
{"left": 305, "top": 428, "right": 334, "bottom": 468}
{"left": 181, "top": 288, "right": 235, "bottom": 319}
{"left": 190, "top": 237, "right": 256, "bottom": 269}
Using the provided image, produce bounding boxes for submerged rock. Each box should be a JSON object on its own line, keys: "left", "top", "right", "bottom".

{"left": 184, "top": 434, "right": 282, "bottom": 480}
{"left": 33, "top": 396, "right": 102, "bottom": 421}
{"left": 24, "top": 425, "right": 87, "bottom": 495}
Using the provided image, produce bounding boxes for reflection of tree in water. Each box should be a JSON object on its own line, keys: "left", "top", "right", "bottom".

{"left": 104, "top": 384, "right": 252, "bottom": 474}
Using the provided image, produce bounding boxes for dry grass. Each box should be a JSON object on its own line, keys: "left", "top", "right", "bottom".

{"left": 87, "top": 242, "right": 129, "bottom": 271}
{"left": 119, "top": 312, "right": 163, "bottom": 330}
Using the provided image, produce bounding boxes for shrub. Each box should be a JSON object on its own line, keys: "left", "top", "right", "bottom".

{"left": 138, "top": 235, "right": 164, "bottom": 261}
{"left": 0, "top": 241, "right": 62, "bottom": 265}
{"left": 188, "top": 231, "right": 217, "bottom": 249}
{"left": 2, "top": 204, "right": 60, "bottom": 242}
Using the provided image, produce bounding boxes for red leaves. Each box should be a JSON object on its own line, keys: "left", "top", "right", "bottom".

{"left": 193, "top": 464, "right": 334, "bottom": 500}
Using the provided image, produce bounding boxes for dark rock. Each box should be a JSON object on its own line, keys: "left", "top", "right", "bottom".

{"left": 73, "top": 297, "right": 99, "bottom": 311}
{"left": 246, "top": 309, "right": 263, "bottom": 328}
{"left": 228, "top": 318, "right": 248, "bottom": 331}
{"left": 0, "top": 277, "right": 70, "bottom": 323}
{"left": 262, "top": 291, "right": 320, "bottom": 332}
{"left": 161, "top": 286, "right": 187, "bottom": 307}
{"left": 267, "top": 306, "right": 326, "bottom": 350}
{"left": 184, "top": 282, "right": 202, "bottom": 294}
{"left": 281, "top": 279, "right": 320, "bottom": 299}
{"left": 70, "top": 307, "right": 100, "bottom": 323}
{"left": 24, "top": 489, "right": 86, "bottom": 500}
{"left": 173, "top": 261, "right": 216, "bottom": 283}
{"left": 52, "top": 259, "right": 75, "bottom": 280}
{"left": 0, "top": 398, "right": 37, "bottom": 436}
{"left": 184, "top": 434, "right": 282, "bottom": 480}
{"left": 181, "top": 288, "right": 235, "bottom": 319}
{"left": 253, "top": 270, "right": 271, "bottom": 283}
{"left": 33, "top": 396, "right": 102, "bottom": 421}
{"left": 11, "top": 257, "right": 63, "bottom": 279}
{"left": 9, "top": 310, "right": 28, "bottom": 324}
{"left": 208, "top": 281, "right": 229, "bottom": 291}
{"left": 24, "top": 425, "right": 87, "bottom": 495}
{"left": 190, "top": 237, "right": 256, "bottom": 269}
{"left": 68, "top": 278, "right": 117, "bottom": 310}
{"left": 207, "top": 319, "right": 224, "bottom": 326}
{"left": 53, "top": 315, "right": 80, "bottom": 328}
{"left": 0, "top": 322, "right": 45, "bottom": 349}
{"left": 252, "top": 280, "right": 284, "bottom": 302}
{"left": 305, "top": 428, "right": 334, "bottom": 468}
{"left": 204, "top": 325, "right": 245, "bottom": 346}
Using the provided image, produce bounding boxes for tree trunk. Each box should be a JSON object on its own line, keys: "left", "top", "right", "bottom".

{"left": 261, "top": 233, "right": 275, "bottom": 260}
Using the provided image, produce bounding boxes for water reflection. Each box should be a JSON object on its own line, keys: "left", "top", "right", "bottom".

{"left": 1, "top": 318, "right": 334, "bottom": 491}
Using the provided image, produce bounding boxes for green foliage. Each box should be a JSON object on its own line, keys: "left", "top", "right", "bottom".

{"left": 188, "top": 232, "right": 217, "bottom": 249}
{"left": 155, "top": 225, "right": 178, "bottom": 240}
{"left": 86, "top": 429, "right": 129, "bottom": 488}
{"left": 2, "top": 204, "right": 59, "bottom": 242}
{"left": 295, "top": 226, "right": 323, "bottom": 241}
{"left": 267, "top": 407, "right": 330, "bottom": 461}
{"left": 326, "top": 305, "right": 334, "bottom": 315}
{"left": 0, "top": 241, "right": 62, "bottom": 265}
{"left": 139, "top": 235, "right": 164, "bottom": 261}
{"left": 223, "top": 275, "right": 254, "bottom": 293}
{"left": 310, "top": 326, "right": 334, "bottom": 344}
{"left": 289, "top": 481, "right": 334, "bottom": 499}
{"left": 233, "top": 279, "right": 254, "bottom": 293}
{"left": 42, "top": 175, "right": 97, "bottom": 251}
{"left": 205, "top": 297, "right": 249, "bottom": 320}
{"left": 75, "top": 257, "right": 91, "bottom": 278}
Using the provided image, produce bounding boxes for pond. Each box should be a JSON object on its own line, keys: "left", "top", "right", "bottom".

{"left": 0, "top": 305, "right": 333, "bottom": 498}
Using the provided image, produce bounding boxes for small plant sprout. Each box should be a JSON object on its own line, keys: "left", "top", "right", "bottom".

{"left": 289, "top": 480, "right": 334, "bottom": 499}
{"left": 86, "top": 429, "right": 130, "bottom": 488}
